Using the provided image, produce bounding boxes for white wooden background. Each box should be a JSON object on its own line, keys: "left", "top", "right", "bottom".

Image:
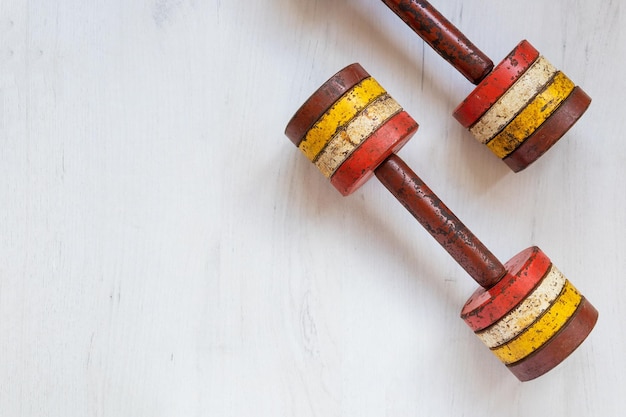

{"left": 1, "top": 0, "right": 624, "bottom": 415}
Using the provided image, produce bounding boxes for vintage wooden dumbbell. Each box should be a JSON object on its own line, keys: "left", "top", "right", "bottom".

{"left": 379, "top": 0, "right": 591, "bottom": 171}
{"left": 284, "top": 63, "right": 597, "bottom": 381}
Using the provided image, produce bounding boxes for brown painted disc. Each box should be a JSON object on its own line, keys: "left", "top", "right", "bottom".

{"left": 507, "top": 296, "right": 598, "bottom": 381}
{"left": 285, "top": 63, "right": 370, "bottom": 146}
{"left": 504, "top": 86, "right": 591, "bottom": 172}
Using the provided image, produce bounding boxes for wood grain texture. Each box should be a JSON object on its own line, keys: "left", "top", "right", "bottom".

{"left": 0, "top": 0, "right": 624, "bottom": 416}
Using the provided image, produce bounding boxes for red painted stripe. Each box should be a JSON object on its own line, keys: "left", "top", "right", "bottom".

{"left": 453, "top": 40, "right": 539, "bottom": 128}
{"left": 461, "top": 246, "right": 551, "bottom": 331}
{"left": 330, "top": 111, "right": 418, "bottom": 196}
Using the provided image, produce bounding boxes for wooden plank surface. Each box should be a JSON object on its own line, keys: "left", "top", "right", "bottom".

{"left": 0, "top": 0, "right": 624, "bottom": 415}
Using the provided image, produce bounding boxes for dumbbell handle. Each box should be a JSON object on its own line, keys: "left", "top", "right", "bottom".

{"left": 375, "top": 154, "right": 505, "bottom": 288}
{"left": 381, "top": 0, "right": 493, "bottom": 84}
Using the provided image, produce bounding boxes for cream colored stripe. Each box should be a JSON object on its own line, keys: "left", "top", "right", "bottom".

{"left": 486, "top": 72, "right": 575, "bottom": 158}
{"left": 469, "top": 56, "right": 557, "bottom": 144}
{"left": 314, "top": 94, "right": 402, "bottom": 177}
{"left": 476, "top": 264, "right": 566, "bottom": 348}
{"left": 490, "top": 280, "right": 582, "bottom": 365}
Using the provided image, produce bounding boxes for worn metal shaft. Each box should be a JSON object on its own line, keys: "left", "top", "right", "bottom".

{"left": 375, "top": 154, "right": 505, "bottom": 288}
{"left": 380, "top": 0, "right": 493, "bottom": 84}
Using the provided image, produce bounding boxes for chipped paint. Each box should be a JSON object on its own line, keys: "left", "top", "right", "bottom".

{"left": 298, "top": 77, "right": 386, "bottom": 161}
{"left": 490, "top": 280, "right": 582, "bottom": 364}
{"left": 487, "top": 71, "right": 575, "bottom": 158}
{"left": 315, "top": 94, "right": 402, "bottom": 177}
{"left": 477, "top": 264, "right": 567, "bottom": 348}
{"left": 470, "top": 56, "right": 557, "bottom": 144}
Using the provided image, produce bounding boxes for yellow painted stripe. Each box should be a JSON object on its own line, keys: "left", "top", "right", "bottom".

{"left": 477, "top": 264, "right": 566, "bottom": 348}
{"left": 298, "top": 77, "right": 386, "bottom": 161}
{"left": 314, "top": 94, "right": 402, "bottom": 177}
{"left": 486, "top": 72, "right": 575, "bottom": 158}
{"left": 470, "top": 56, "right": 557, "bottom": 144}
{"left": 490, "top": 280, "right": 582, "bottom": 365}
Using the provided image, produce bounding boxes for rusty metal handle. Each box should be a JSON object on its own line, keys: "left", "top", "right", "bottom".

{"left": 380, "top": 0, "right": 493, "bottom": 84}
{"left": 375, "top": 154, "right": 505, "bottom": 288}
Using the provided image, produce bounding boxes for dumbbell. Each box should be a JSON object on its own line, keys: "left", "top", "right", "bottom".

{"left": 284, "top": 63, "right": 597, "bottom": 381}
{"left": 378, "top": 0, "right": 591, "bottom": 171}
